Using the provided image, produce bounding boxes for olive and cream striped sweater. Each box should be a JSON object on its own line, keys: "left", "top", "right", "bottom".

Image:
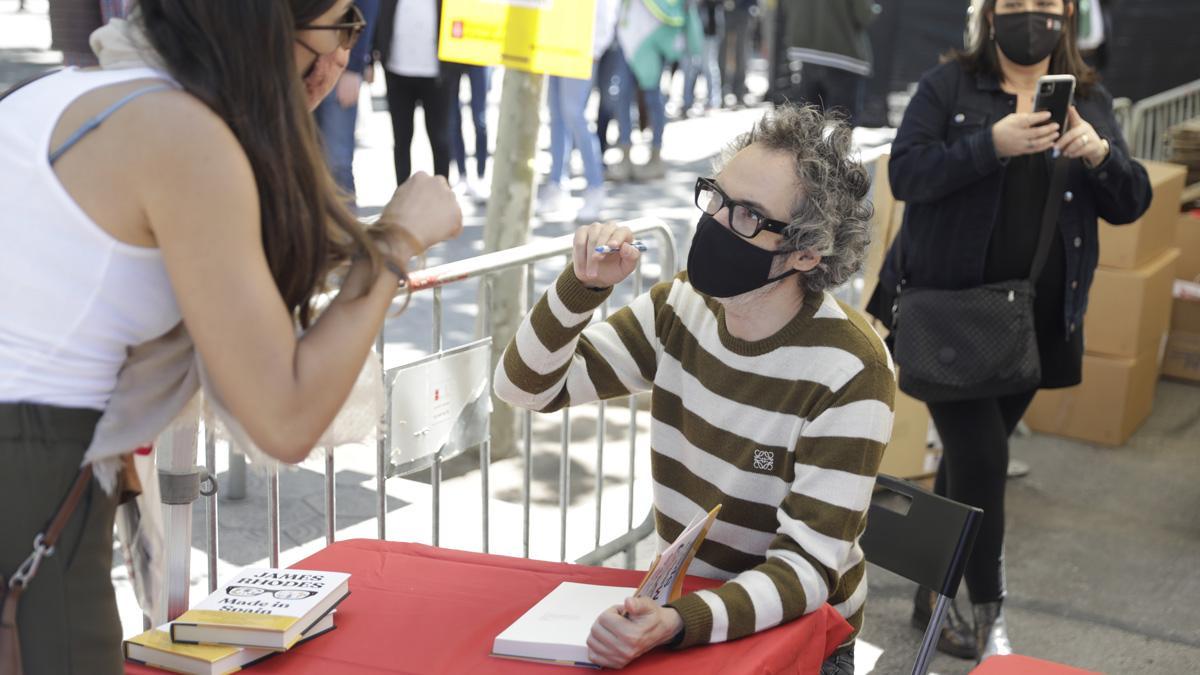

{"left": 494, "top": 266, "right": 896, "bottom": 649}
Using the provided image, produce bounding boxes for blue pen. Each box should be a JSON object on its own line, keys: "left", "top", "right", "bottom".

{"left": 594, "top": 240, "right": 648, "bottom": 254}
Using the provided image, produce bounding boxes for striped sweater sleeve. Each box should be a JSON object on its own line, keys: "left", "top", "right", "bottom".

{"left": 494, "top": 265, "right": 664, "bottom": 413}
{"left": 665, "top": 359, "right": 895, "bottom": 648}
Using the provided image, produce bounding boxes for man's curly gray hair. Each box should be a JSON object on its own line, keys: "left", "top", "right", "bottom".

{"left": 717, "top": 105, "right": 873, "bottom": 296}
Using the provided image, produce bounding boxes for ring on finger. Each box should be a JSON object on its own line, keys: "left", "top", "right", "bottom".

{"left": 1081, "top": 135, "right": 1089, "bottom": 145}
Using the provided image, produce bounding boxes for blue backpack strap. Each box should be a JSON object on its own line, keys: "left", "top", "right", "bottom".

{"left": 49, "top": 83, "right": 176, "bottom": 166}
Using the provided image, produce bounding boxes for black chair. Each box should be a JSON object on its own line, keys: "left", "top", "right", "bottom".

{"left": 860, "top": 474, "right": 984, "bottom": 675}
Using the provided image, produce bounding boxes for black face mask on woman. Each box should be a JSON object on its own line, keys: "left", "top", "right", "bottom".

{"left": 993, "top": 12, "right": 1064, "bottom": 66}
{"left": 686, "top": 214, "right": 798, "bottom": 298}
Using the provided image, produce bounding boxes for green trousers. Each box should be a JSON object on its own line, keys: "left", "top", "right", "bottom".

{"left": 1, "top": 403, "right": 122, "bottom": 675}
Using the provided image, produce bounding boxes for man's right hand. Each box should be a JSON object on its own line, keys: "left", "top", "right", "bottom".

{"left": 380, "top": 172, "right": 463, "bottom": 255}
{"left": 573, "top": 222, "right": 640, "bottom": 289}
{"left": 992, "top": 111, "right": 1059, "bottom": 159}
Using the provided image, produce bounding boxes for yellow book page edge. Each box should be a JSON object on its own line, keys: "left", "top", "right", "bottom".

{"left": 174, "top": 609, "right": 298, "bottom": 633}
{"left": 126, "top": 629, "right": 240, "bottom": 661}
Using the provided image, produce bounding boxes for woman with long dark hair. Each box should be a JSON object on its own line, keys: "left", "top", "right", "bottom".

{"left": 867, "top": 0, "right": 1150, "bottom": 663}
{"left": 0, "top": 1, "right": 461, "bottom": 672}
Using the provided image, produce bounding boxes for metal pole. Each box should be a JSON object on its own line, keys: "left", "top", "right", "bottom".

{"left": 914, "top": 596, "right": 952, "bottom": 675}
{"left": 204, "top": 419, "right": 218, "bottom": 594}
{"left": 432, "top": 286, "right": 443, "bottom": 547}
{"left": 225, "top": 448, "right": 246, "bottom": 501}
{"left": 325, "top": 448, "right": 336, "bottom": 546}
{"left": 626, "top": 266, "right": 643, "bottom": 569}
{"left": 595, "top": 300, "right": 609, "bottom": 550}
{"left": 560, "top": 407, "right": 570, "bottom": 562}
{"left": 432, "top": 456, "right": 441, "bottom": 547}
{"left": 268, "top": 464, "right": 280, "bottom": 568}
{"left": 522, "top": 266, "right": 535, "bottom": 558}
{"left": 163, "top": 415, "right": 199, "bottom": 621}
{"left": 376, "top": 331, "right": 388, "bottom": 540}
{"left": 481, "top": 276, "right": 493, "bottom": 553}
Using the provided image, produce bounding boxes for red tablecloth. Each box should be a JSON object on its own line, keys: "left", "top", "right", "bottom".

{"left": 127, "top": 539, "right": 852, "bottom": 674}
{"left": 970, "top": 654, "right": 1100, "bottom": 674}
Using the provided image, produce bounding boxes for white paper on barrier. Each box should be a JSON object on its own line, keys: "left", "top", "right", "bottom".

{"left": 387, "top": 338, "right": 492, "bottom": 475}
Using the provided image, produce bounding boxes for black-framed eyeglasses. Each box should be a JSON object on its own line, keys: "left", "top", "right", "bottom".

{"left": 694, "top": 177, "right": 790, "bottom": 239}
{"left": 297, "top": 4, "right": 366, "bottom": 52}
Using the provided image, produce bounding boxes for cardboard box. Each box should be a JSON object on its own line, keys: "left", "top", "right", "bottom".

{"left": 860, "top": 155, "right": 900, "bottom": 312}
{"left": 1172, "top": 293, "right": 1200, "bottom": 334}
{"left": 878, "top": 388, "right": 934, "bottom": 479}
{"left": 1098, "top": 160, "right": 1187, "bottom": 269}
{"left": 1162, "top": 331, "right": 1200, "bottom": 382}
{"left": 1024, "top": 347, "right": 1160, "bottom": 445}
{"left": 1175, "top": 211, "right": 1200, "bottom": 284}
{"left": 1084, "top": 248, "right": 1179, "bottom": 357}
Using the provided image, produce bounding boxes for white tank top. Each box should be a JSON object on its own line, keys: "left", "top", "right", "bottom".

{"left": 0, "top": 67, "right": 182, "bottom": 410}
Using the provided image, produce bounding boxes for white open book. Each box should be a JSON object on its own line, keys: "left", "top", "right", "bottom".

{"left": 493, "top": 505, "right": 721, "bottom": 667}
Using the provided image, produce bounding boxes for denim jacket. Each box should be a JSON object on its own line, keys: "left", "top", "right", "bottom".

{"left": 868, "top": 60, "right": 1152, "bottom": 337}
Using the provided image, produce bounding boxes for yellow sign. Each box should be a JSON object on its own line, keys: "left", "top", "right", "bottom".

{"left": 439, "top": 0, "right": 596, "bottom": 80}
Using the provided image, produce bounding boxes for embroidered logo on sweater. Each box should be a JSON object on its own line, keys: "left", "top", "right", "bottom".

{"left": 752, "top": 449, "right": 775, "bottom": 472}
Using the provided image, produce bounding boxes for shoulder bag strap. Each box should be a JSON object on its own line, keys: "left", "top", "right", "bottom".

{"left": 0, "top": 68, "right": 62, "bottom": 103}
{"left": 2, "top": 465, "right": 93, "bottom": 675}
{"left": 7, "top": 465, "right": 94, "bottom": 593}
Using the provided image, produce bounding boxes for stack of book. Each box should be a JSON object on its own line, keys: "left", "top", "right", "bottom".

{"left": 124, "top": 567, "right": 350, "bottom": 675}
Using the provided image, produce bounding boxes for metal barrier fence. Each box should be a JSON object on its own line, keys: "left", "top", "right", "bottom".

{"left": 1125, "top": 78, "right": 1200, "bottom": 161}
{"left": 1112, "top": 97, "right": 1132, "bottom": 140}
{"left": 165, "top": 218, "right": 677, "bottom": 619}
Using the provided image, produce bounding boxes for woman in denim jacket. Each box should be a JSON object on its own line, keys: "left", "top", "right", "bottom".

{"left": 867, "top": 0, "right": 1150, "bottom": 663}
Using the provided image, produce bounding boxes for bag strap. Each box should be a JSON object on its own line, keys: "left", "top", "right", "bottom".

{"left": 0, "top": 68, "right": 61, "bottom": 103}
{"left": 1028, "top": 155, "right": 1070, "bottom": 283}
{"left": 6, "top": 466, "right": 94, "bottom": 594}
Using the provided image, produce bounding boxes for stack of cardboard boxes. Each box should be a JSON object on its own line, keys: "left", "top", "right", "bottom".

{"left": 1024, "top": 160, "right": 1187, "bottom": 445}
{"left": 1163, "top": 209, "right": 1200, "bottom": 381}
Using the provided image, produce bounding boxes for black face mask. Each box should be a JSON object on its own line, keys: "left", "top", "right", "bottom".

{"left": 993, "top": 12, "right": 1065, "bottom": 66}
{"left": 686, "top": 214, "right": 798, "bottom": 298}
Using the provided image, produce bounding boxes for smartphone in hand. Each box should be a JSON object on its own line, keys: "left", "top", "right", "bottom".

{"left": 1033, "top": 74, "right": 1076, "bottom": 131}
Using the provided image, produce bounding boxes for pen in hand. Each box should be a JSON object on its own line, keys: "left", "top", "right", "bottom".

{"left": 594, "top": 240, "right": 648, "bottom": 254}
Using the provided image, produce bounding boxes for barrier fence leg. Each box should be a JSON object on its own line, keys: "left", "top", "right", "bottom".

{"left": 161, "top": 415, "right": 199, "bottom": 621}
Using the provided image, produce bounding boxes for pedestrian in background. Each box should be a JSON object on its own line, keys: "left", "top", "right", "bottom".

{"left": 538, "top": 0, "right": 619, "bottom": 222}
{"left": 609, "top": 0, "right": 702, "bottom": 181}
{"left": 594, "top": 15, "right": 625, "bottom": 156}
{"left": 681, "top": 0, "right": 723, "bottom": 116}
{"left": 448, "top": 64, "right": 492, "bottom": 200}
{"left": 719, "top": 0, "right": 756, "bottom": 107}
{"left": 315, "top": 0, "right": 380, "bottom": 209}
{"left": 782, "top": 0, "right": 878, "bottom": 125}
{"left": 375, "top": 0, "right": 455, "bottom": 182}
{"left": 867, "top": 0, "right": 1150, "bottom": 663}
{"left": 48, "top": 0, "right": 128, "bottom": 66}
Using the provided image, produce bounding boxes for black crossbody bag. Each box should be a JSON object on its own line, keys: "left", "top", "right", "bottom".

{"left": 890, "top": 156, "right": 1069, "bottom": 403}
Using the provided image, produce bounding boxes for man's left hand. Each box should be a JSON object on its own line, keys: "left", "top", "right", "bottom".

{"left": 1054, "top": 106, "right": 1110, "bottom": 168}
{"left": 587, "top": 597, "right": 683, "bottom": 669}
{"left": 336, "top": 71, "right": 363, "bottom": 109}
